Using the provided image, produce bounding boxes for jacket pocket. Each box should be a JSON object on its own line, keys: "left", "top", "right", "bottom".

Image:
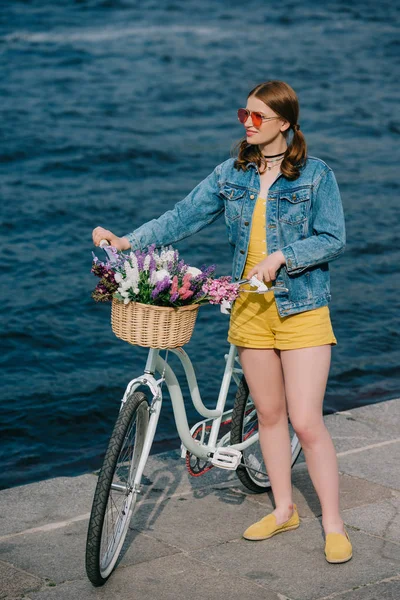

{"left": 219, "top": 184, "right": 246, "bottom": 221}
{"left": 278, "top": 189, "right": 310, "bottom": 225}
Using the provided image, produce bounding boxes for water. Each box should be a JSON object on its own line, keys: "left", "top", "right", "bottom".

{"left": 1, "top": 0, "right": 399, "bottom": 491}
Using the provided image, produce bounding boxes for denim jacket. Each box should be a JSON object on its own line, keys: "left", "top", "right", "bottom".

{"left": 125, "top": 155, "right": 346, "bottom": 317}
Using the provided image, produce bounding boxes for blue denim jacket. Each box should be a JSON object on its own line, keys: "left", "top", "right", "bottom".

{"left": 125, "top": 155, "right": 346, "bottom": 317}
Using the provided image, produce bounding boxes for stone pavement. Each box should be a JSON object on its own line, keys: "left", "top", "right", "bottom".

{"left": 1, "top": 398, "right": 399, "bottom": 600}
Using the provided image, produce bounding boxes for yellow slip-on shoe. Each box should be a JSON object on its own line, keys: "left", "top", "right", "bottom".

{"left": 243, "top": 504, "right": 300, "bottom": 541}
{"left": 324, "top": 528, "right": 353, "bottom": 563}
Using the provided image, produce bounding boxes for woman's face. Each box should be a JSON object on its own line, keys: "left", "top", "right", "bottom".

{"left": 242, "top": 95, "right": 290, "bottom": 147}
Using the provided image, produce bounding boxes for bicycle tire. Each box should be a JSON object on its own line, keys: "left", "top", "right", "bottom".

{"left": 85, "top": 391, "right": 150, "bottom": 586}
{"left": 231, "top": 375, "right": 302, "bottom": 493}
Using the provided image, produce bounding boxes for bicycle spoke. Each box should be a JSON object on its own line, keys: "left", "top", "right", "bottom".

{"left": 240, "top": 462, "right": 268, "bottom": 477}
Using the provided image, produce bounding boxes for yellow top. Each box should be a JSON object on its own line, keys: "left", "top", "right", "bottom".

{"left": 242, "top": 195, "right": 274, "bottom": 295}
{"left": 247, "top": 194, "right": 268, "bottom": 260}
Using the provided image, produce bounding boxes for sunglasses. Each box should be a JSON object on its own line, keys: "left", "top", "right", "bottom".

{"left": 237, "top": 108, "right": 280, "bottom": 128}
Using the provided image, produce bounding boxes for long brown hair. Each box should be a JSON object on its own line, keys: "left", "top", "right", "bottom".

{"left": 233, "top": 80, "right": 307, "bottom": 181}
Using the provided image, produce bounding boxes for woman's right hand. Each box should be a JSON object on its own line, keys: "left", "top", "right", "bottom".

{"left": 92, "top": 227, "right": 131, "bottom": 250}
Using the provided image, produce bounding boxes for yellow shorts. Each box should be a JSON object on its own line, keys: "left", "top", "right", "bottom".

{"left": 227, "top": 287, "right": 337, "bottom": 350}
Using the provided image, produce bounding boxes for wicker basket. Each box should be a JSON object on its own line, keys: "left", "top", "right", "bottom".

{"left": 111, "top": 298, "right": 200, "bottom": 348}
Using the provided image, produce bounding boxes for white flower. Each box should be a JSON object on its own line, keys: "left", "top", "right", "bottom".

{"left": 160, "top": 249, "right": 175, "bottom": 263}
{"left": 123, "top": 256, "right": 139, "bottom": 290}
{"left": 149, "top": 268, "right": 170, "bottom": 286}
{"left": 114, "top": 272, "right": 123, "bottom": 283}
{"left": 150, "top": 270, "right": 157, "bottom": 286}
{"left": 155, "top": 248, "right": 176, "bottom": 269}
{"left": 143, "top": 255, "right": 151, "bottom": 271}
{"left": 186, "top": 266, "right": 202, "bottom": 277}
{"left": 120, "top": 279, "right": 131, "bottom": 291}
{"left": 156, "top": 269, "right": 171, "bottom": 282}
{"left": 154, "top": 250, "right": 165, "bottom": 267}
{"left": 130, "top": 253, "right": 138, "bottom": 270}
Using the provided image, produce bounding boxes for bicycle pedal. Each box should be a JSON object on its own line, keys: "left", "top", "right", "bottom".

{"left": 211, "top": 448, "right": 242, "bottom": 470}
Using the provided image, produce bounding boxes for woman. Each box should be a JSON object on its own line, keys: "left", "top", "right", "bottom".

{"left": 92, "top": 80, "right": 351, "bottom": 563}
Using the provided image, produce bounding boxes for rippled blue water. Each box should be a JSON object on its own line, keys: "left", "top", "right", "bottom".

{"left": 1, "top": 0, "right": 399, "bottom": 490}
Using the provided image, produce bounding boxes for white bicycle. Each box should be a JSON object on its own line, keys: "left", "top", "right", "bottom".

{"left": 85, "top": 249, "right": 302, "bottom": 586}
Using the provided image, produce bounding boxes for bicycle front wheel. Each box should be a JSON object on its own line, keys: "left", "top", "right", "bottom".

{"left": 231, "top": 375, "right": 302, "bottom": 493}
{"left": 85, "top": 391, "right": 150, "bottom": 586}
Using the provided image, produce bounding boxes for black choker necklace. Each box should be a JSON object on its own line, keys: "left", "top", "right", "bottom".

{"left": 262, "top": 150, "right": 286, "bottom": 158}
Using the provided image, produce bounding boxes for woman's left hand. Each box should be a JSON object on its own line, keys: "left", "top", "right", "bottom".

{"left": 246, "top": 251, "right": 286, "bottom": 283}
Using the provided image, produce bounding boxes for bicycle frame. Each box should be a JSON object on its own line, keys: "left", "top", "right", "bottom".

{"left": 120, "top": 343, "right": 259, "bottom": 474}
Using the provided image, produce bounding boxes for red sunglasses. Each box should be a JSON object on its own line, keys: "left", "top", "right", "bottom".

{"left": 237, "top": 108, "right": 280, "bottom": 128}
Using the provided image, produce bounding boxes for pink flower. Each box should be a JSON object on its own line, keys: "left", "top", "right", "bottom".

{"left": 202, "top": 276, "right": 240, "bottom": 305}
{"left": 180, "top": 289, "right": 194, "bottom": 300}
{"left": 170, "top": 275, "right": 179, "bottom": 296}
{"left": 178, "top": 272, "right": 194, "bottom": 298}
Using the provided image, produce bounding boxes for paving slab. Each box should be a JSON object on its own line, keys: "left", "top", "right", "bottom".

{"left": 133, "top": 450, "right": 238, "bottom": 506}
{"left": 0, "top": 475, "right": 96, "bottom": 537}
{"left": 238, "top": 467, "right": 394, "bottom": 519}
{"left": 340, "top": 398, "right": 400, "bottom": 430}
{"left": 338, "top": 439, "right": 400, "bottom": 491}
{"left": 342, "top": 493, "right": 400, "bottom": 545}
{"left": 132, "top": 485, "right": 269, "bottom": 551}
{"left": 191, "top": 520, "right": 400, "bottom": 600}
{"left": 324, "top": 410, "right": 400, "bottom": 454}
{"left": 0, "top": 559, "right": 42, "bottom": 599}
{"left": 0, "top": 451, "right": 238, "bottom": 540}
{"left": 28, "top": 553, "right": 283, "bottom": 600}
{"left": 0, "top": 518, "right": 179, "bottom": 585}
{"left": 321, "top": 575, "right": 400, "bottom": 600}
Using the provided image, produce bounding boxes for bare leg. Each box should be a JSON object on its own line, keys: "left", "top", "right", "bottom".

{"left": 280, "top": 345, "right": 345, "bottom": 535}
{"left": 237, "top": 346, "right": 294, "bottom": 524}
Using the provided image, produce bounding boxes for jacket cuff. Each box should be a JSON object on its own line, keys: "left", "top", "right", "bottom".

{"left": 124, "top": 232, "right": 141, "bottom": 251}
{"left": 280, "top": 245, "right": 308, "bottom": 275}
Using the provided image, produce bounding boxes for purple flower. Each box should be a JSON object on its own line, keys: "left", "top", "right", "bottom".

{"left": 177, "top": 259, "right": 186, "bottom": 273}
{"left": 149, "top": 253, "right": 157, "bottom": 276}
{"left": 151, "top": 276, "right": 171, "bottom": 299}
{"left": 134, "top": 250, "right": 145, "bottom": 271}
{"left": 202, "top": 264, "right": 217, "bottom": 277}
{"left": 192, "top": 289, "right": 206, "bottom": 301}
{"left": 165, "top": 248, "right": 180, "bottom": 273}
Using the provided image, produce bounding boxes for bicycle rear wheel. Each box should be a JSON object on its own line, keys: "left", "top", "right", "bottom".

{"left": 85, "top": 391, "right": 150, "bottom": 586}
{"left": 231, "top": 375, "right": 302, "bottom": 493}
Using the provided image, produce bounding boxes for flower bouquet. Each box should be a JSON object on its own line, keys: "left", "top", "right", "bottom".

{"left": 91, "top": 244, "right": 240, "bottom": 348}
